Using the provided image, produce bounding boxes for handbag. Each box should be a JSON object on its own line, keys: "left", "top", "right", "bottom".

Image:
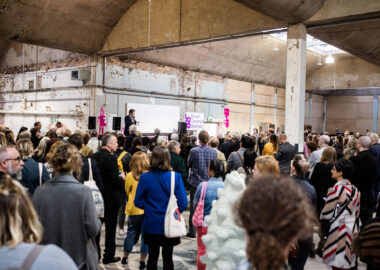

{"left": 192, "top": 182, "right": 207, "bottom": 227}
{"left": 84, "top": 158, "right": 104, "bottom": 218}
{"left": 161, "top": 171, "right": 187, "bottom": 238}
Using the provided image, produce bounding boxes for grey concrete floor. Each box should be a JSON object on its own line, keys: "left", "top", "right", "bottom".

{"left": 98, "top": 211, "right": 366, "bottom": 270}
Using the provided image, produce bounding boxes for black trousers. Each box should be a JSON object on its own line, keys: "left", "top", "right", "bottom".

{"left": 188, "top": 185, "right": 197, "bottom": 237}
{"left": 103, "top": 206, "right": 120, "bottom": 259}
{"left": 147, "top": 243, "right": 174, "bottom": 270}
{"left": 118, "top": 191, "right": 127, "bottom": 229}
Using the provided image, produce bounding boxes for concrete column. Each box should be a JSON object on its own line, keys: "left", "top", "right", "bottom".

{"left": 309, "top": 93, "right": 313, "bottom": 126}
{"left": 322, "top": 96, "right": 327, "bottom": 133}
{"left": 373, "top": 95, "right": 378, "bottom": 133}
{"left": 250, "top": 83, "right": 255, "bottom": 133}
{"left": 285, "top": 24, "right": 306, "bottom": 152}
{"left": 274, "top": 88, "right": 278, "bottom": 131}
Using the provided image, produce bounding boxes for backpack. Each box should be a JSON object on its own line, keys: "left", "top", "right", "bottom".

{"left": 117, "top": 151, "right": 128, "bottom": 173}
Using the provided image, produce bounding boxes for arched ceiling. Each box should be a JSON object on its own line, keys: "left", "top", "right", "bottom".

{"left": 0, "top": 0, "right": 136, "bottom": 54}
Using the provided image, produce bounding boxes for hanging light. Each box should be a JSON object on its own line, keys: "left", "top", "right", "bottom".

{"left": 317, "top": 55, "right": 322, "bottom": 66}
{"left": 325, "top": 54, "right": 335, "bottom": 64}
{"left": 273, "top": 39, "right": 279, "bottom": 51}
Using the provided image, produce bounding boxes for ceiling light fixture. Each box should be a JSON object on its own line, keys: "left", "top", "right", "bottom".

{"left": 317, "top": 55, "right": 322, "bottom": 66}
{"left": 273, "top": 39, "right": 279, "bottom": 51}
{"left": 325, "top": 54, "right": 335, "bottom": 64}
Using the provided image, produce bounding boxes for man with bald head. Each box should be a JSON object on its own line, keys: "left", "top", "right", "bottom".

{"left": 350, "top": 136, "right": 378, "bottom": 226}
{"left": 0, "top": 146, "right": 24, "bottom": 182}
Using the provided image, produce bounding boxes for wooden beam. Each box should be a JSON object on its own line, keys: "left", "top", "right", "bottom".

{"left": 306, "top": 88, "right": 380, "bottom": 96}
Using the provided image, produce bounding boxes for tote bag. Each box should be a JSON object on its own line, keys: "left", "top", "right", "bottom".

{"left": 84, "top": 158, "right": 104, "bottom": 218}
{"left": 164, "top": 171, "right": 187, "bottom": 238}
{"left": 192, "top": 182, "right": 207, "bottom": 227}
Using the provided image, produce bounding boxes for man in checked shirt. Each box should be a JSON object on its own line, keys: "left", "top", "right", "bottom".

{"left": 187, "top": 130, "right": 217, "bottom": 238}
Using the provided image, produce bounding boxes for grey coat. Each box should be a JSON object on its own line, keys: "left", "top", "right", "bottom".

{"left": 32, "top": 174, "right": 101, "bottom": 270}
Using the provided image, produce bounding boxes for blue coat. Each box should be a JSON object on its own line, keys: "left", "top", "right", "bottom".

{"left": 21, "top": 158, "right": 50, "bottom": 196}
{"left": 194, "top": 177, "right": 224, "bottom": 226}
{"left": 134, "top": 171, "right": 188, "bottom": 235}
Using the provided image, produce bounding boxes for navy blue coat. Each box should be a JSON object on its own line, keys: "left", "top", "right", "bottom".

{"left": 20, "top": 158, "right": 50, "bottom": 196}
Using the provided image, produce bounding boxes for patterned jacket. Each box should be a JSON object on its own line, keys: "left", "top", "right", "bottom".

{"left": 321, "top": 179, "right": 360, "bottom": 269}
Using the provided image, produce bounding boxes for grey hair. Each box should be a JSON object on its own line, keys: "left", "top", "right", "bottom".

{"left": 171, "top": 133, "right": 179, "bottom": 141}
{"left": 101, "top": 134, "right": 115, "bottom": 147}
{"left": 154, "top": 128, "right": 161, "bottom": 135}
{"left": 56, "top": 128, "right": 66, "bottom": 137}
{"left": 0, "top": 146, "right": 14, "bottom": 162}
{"left": 129, "top": 125, "right": 137, "bottom": 134}
{"left": 89, "top": 129, "right": 98, "bottom": 137}
{"left": 359, "top": 136, "right": 372, "bottom": 149}
{"left": 157, "top": 136, "right": 165, "bottom": 145}
{"left": 370, "top": 133, "right": 379, "bottom": 143}
{"left": 168, "top": 140, "right": 180, "bottom": 152}
{"left": 231, "top": 131, "right": 241, "bottom": 140}
{"left": 319, "top": 135, "right": 330, "bottom": 145}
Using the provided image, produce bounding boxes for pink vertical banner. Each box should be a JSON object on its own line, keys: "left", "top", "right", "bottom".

{"left": 98, "top": 107, "right": 106, "bottom": 136}
{"left": 224, "top": 108, "right": 230, "bottom": 128}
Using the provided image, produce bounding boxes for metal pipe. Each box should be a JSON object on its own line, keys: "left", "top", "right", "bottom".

{"left": 0, "top": 110, "right": 84, "bottom": 116}
{"left": 0, "top": 98, "right": 90, "bottom": 103}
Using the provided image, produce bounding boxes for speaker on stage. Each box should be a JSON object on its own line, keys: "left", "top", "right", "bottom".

{"left": 178, "top": 122, "right": 187, "bottom": 134}
{"left": 113, "top": 117, "right": 121, "bottom": 131}
{"left": 88, "top": 116, "right": 96, "bottom": 130}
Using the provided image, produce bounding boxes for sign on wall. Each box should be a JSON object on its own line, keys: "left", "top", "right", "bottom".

{"left": 185, "top": 112, "right": 204, "bottom": 130}
{"left": 224, "top": 108, "right": 230, "bottom": 128}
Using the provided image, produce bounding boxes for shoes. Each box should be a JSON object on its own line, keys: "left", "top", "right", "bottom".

{"left": 139, "top": 261, "right": 147, "bottom": 269}
{"left": 186, "top": 233, "right": 196, "bottom": 238}
{"left": 102, "top": 256, "right": 121, "bottom": 264}
{"left": 131, "top": 245, "right": 137, "bottom": 253}
{"left": 121, "top": 257, "right": 128, "bottom": 265}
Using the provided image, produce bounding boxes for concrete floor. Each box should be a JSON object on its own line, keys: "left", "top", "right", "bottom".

{"left": 98, "top": 211, "right": 366, "bottom": 270}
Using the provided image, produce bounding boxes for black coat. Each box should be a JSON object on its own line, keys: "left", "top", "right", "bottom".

{"left": 125, "top": 134, "right": 136, "bottom": 150}
{"left": 80, "top": 156, "right": 104, "bottom": 193}
{"left": 274, "top": 142, "right": 295, "bottom": 174}
{"left": 92, "top": 149, "right": 124, "bottom": 208}
{"left": 124, "top": 115, "right": 136, "bottom": 136}
{"left": 309, "top": 162, "right": 335, "bottom": 214}
{"left": 350, "top": 150, "right": 377, "bottom": 208}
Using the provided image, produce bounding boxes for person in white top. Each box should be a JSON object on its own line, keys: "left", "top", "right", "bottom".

{"left": 308, "top": 135, "right": 330, "bottom": 177}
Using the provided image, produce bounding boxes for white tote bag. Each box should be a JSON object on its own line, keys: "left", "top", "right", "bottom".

{"left": 84, "top": 158, "right": 104, "bottom": 218}
{"left": 164, "top": 171, "right": 187, "bottom": 238}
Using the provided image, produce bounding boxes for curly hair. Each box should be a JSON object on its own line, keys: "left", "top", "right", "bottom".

{"left": 48, "top": 143, "right": 82, "bottom": 178}
{"left": 235, "top": 176, "right": 317, "bottom": 270}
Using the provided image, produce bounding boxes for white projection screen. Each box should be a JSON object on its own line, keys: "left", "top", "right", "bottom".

{"left": 126, "top": 103, "right": 180, "bottom": 134}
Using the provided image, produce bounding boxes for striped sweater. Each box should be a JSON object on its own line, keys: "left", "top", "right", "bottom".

{"left": 320, "top": 179, "right": 360, "bottom": 269}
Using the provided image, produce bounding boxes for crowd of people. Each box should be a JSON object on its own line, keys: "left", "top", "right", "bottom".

{"left": 0, "top": 118, "right": 380, "bottom": 270}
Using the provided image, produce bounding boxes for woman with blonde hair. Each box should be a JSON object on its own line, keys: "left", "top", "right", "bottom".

{"left": 252, "top": 155, "right": 280, "bottom": 179}
{"left": 344, "top": 137, "right": 358, "bottom": 159}
{"left": 32, "top": 137, "right": 50, "bottom": 163}
{"left": 0, "top": 174, "right": 77, "bottom": 270}
{"left": 16, "top": 139, "right": 50, "bottom": 196}
{"left": 235, "top": 176, "right": 317, "bottom": 270}
{"left": 122, "top": 151, "right": 150, "bottom": 268}
{"left": 32, "top": 144, "right": 101, "bottom": 270}
{"left": 0, "top": 132, "right": 7, "bottom": 146}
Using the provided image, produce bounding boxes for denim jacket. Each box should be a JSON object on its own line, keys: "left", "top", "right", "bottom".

{"left": 194, "top": 177, "right": 224, "bottom": 226}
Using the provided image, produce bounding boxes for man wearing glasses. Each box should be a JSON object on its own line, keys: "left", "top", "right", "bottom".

{"left": 0, "top": 146, "right": 24, "bottom": 182}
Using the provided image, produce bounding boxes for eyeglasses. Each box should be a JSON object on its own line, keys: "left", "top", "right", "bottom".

{"left": 4, "top": 156, "right": 22, "bottom": 162}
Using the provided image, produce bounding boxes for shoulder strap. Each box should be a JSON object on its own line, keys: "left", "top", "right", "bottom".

{"left": 20, "top": 245, "right": 44, "bottom": 270}
{"left": 38, "top": 163, "right": 43, "bottom": 186}
{"left": 170, "top": 171, "right": 175, "bottom": 196}
{"left": 236, "top": 151, "right": 244, "bottom": 163}
{"left": 88, "top": 158, "right": 94, "bottom": 181}
{"left": 200, "top": 182, "right": 207, "bottom": 200}
{"left": 154, "top": 172, "right": 170, "bottom": 198}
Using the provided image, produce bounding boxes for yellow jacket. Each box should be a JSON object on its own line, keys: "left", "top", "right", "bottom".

{"left": 262, "top": 142, "right": 277, "bottom": 157}
{"left": 125, "top": 172, "right": 144, "bottom": 216}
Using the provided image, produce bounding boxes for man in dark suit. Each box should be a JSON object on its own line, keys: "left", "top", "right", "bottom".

{"left": 124, "top": 109, "right": 137, "bottom": 136}
{"left": 92, "top": 134, "right": 125, "bottom": 264}
{"left": 350, "top": 135, "right": 378, "bottom": 226}
{"left": 275, "top": 134, "right": 296, "bottom": 176}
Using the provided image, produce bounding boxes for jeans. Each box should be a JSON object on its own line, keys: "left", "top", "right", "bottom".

{"left": 147, "top": 244, "right": 174, "bottom": 270}
{"left": 118, "top": 190, "right": 127, "bottom": 229}
{"left": 196, "top": 226, "right": 208, "bottom": 270}
{"left": 123, "top": 215, "right": 148, "bottom": 254}
{"left": 188, "top": 185, "right": 197, "bottom": 237}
